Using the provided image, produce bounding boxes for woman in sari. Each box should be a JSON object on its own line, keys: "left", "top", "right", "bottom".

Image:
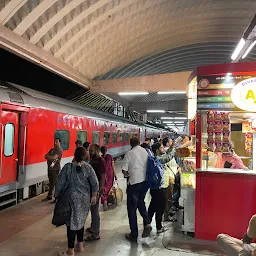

{"left": 55, "top": 147, "right": 99, "bottom": 256}
{"left": 100, "top": 146, "right": 117, "bottom": 211}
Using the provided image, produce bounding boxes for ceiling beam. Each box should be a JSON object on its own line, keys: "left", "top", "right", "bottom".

{"left": 92, "top": 71, "right": 191, "bottom": 93}
{"left": 0, "top": 25, "right": 92, "bottom": 88}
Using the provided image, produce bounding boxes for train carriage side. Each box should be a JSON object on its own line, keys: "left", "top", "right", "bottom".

{"left": 0, "top": 85, "right": 143, "bottom": 207}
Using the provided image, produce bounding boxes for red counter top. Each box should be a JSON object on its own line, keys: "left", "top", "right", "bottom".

{"left": 195, "top": 169, "right": 256, "bottom": 241}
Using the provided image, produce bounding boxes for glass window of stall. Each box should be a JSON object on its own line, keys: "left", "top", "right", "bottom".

{"left": 197, "top": 111, "right": 253, "bottom": 171}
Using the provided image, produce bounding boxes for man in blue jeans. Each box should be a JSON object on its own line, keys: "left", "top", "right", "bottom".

{"left": 122, "top": 137, "right": 152, "bottom": 242}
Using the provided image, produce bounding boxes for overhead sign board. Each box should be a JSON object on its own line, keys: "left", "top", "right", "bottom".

{"left": 231, "top": 78, "right": 256, "bottom": 112}
{"left": 197, "top": 75, "right": 256, "bottom": 111}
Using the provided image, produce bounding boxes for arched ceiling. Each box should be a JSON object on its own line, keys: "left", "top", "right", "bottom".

{"left": 1, "top": 0, "right": 256, "bottom": 81}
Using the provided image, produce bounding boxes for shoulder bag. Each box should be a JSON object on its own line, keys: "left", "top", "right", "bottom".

{"left": 52, "top": 164, "right": 72, "bottom": 227}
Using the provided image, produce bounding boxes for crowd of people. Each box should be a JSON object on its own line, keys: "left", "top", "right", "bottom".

{"left": 39, "top": 134, "right": 256, "bottom": 256}
{"left": 42, "top": 134, "right": 191, "bottom": 255}
{"left": 123, "top": 136, "right": 188, "bottom": 242}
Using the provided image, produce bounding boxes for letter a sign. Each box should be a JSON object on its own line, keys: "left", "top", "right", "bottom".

{"left": 231, "top": 78, "right": 256, "bottom": 111}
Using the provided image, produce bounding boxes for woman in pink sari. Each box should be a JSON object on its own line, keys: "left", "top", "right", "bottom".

{"left": 100, "top": 146, "right": 117, "bottom": 210}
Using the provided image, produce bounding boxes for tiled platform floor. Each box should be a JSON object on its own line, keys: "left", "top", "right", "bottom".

{"left": 0, "top": 161, "right": 223, "bottom": 256}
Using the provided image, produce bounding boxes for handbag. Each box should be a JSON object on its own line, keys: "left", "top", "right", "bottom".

{"left": 166, "top": 162, "right": 176, "bottom": 185}
{"left": 108, "top": 181, "right": 123, "bottom": 206}
{"left": 52, "top": 164, "right": 72, "bottom": 227}
{"left": 114, "top": 181, "right": 123, "bottom": 205}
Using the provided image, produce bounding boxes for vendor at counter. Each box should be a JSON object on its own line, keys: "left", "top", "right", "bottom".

{"left": 215, "top": 141, "right": 248, "bottom": 170}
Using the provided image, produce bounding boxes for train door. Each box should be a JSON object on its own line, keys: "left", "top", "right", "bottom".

{"left": 0, "top": 111, "right": 19, "bottom": 186}
{"left": 140, "top": 127, "right": 145, "bottom": 143}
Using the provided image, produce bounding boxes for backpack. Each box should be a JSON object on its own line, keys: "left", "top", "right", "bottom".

{"left": 145, "top": 148, "right": 164, "bottom": 189}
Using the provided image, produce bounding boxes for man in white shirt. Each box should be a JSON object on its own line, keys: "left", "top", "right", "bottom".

{"left": 122, "top": 137, "right": 152, "bottom": 242}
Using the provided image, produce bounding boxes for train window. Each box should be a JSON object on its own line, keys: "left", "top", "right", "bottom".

{"left": 77, "top": 131, "right": 87, "bottom": 144}
{"left": 104, "top": 132, "right": 110, "bottom": 145}
{"left": 112, "top": 132, "right": 117, "bottom": 144}
{"left": 55, "top": 130, "right": 70, "bottom": 150}
{"left": 120, "top": 133, "right": 125, "bottom": 143}
{"left": 4, "top": 123, "right": 14, "bottom": 157}
{"left": 92, "top": 131, "right": 100, "bottom": 145}
{"left": 125, "top": 133, "right": 129, "bottom": 142}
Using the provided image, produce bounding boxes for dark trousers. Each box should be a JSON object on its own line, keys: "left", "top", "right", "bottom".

{"left": 48, "top": 169, "right": 59, "bottom": 198}
{"left": 127, "top": 181, "right": 150, "bottom": 238}
{"left": 67, "top": 226, "right": 84, "bottom": 249}
{"left": 164, "top": 184, "right": 173, "bottom": 220}
{"left": 172, "top": 189, "right": 180, "bottom": 208}
{"left": 148, "top": 188, "right": 167, "bottom": 230}
{"left": 90, "top": 198, "right": 100, "bottom": 235}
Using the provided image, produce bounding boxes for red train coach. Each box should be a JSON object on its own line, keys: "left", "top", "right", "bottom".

{"left": 0, "top": 82, "right": 166, "bottom": 208}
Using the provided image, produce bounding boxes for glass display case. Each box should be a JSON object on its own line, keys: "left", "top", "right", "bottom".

{"left": 198, "top": 111, "right": 255, "bottom": 171}
{"left": 179, "top": 158, "right": 196, "bottom": 233}
{"left": 181, "top": 170, "right": 196, "bottom": 189}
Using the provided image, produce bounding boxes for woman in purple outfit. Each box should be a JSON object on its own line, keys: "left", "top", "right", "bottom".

{"left": 100, "top": 146, "right": 117, "bottom": 210}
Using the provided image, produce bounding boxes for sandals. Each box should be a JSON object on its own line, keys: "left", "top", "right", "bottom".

{"left": 59, "top": 251, "right": 73, "bottom": 256}
{"left": 84, "top": 234, "right": 100, "bottom": 242}
{"left": 74, "top": 243, "right": 84, "bottom": 252}
{"left": 86, "top": 227, "right": 94, "bottom": 234}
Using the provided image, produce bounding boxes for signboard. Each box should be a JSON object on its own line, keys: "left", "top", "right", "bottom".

{"left": 197, "top": 96, "right": 231, "bottom": 103}
{"left": 197, "top": 75, "right": 256, "bottom": 111}
{"left": 231, "top": 78, "right": 256, "bottom": 112}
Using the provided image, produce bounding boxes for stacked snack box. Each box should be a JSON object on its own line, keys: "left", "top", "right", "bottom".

{"left": 207, "top": 111, "right": 231, "bottom": 153}
{"left": 245, "top": 132, "right": 252, "bottom": 153}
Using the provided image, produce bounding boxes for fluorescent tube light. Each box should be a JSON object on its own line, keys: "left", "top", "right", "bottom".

{"left": 226, "top": 73, "right": 232, "bottom": 76}
{"left": 162, "top": 121, "right": 184, "bottom": 124}
{"left": 166, "top": 124, "right": 184, "bottom": 127}
{"left": 157, "top": 91, "right": 186, "bottom": 94}
{"left": 242, "top": 40, "right": 256, "bottom": 59}
{"left": 231, "top": 38, "right": 245, "bottom": 60}
{"left": 147, "top": 110, "right": 165, "bottom": 113}
{"left": 118, "top": 92, "right": 149, "bottom": 95}
{"left": 161, "top": 117, "right": 187, "bottom": 120}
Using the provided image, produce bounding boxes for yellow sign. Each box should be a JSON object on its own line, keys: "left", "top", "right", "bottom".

{"left": 242, "top": 121, "right": 252, "bottom": 133}
{"left": 231, "top": 78, "right": 256, "bottom": 112}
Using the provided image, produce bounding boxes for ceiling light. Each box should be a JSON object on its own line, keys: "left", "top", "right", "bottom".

{"left": 231, "top": 38, "right": 245, "bottom": 60}
{"left": 166, "top": 124, "right": 184, "bottom": 127}
{"left": 161, "top": 117, "right": 187, "bottom": 120}
{"left": 242, "top": 40, "right": 256, "bottom": 59}
{"left": 157, "top": 91, "right": 186, "bottom": 94}
{"left": 118, "top": 92, "right": 149, "bottom": 95}
{"left": 147, "top": 110, "right": 165, "bottom": 113}
{"left": 226, "top": 73, "right": 232, "bottom": 76}
{"left": 162, "top": 121, "right": 184, "bottom": 124}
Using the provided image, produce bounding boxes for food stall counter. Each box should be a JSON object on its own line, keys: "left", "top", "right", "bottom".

{"left": 195, "top": 168, "right": 256, "bottom": 241}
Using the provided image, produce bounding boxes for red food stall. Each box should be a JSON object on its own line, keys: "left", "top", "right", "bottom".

{"left": 188, "top": 62, "right": 256, "bottom": 241}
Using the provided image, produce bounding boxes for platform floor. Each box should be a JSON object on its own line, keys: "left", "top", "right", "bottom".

{"left": 0, "top": 161, "right": 223, "bottom": 256}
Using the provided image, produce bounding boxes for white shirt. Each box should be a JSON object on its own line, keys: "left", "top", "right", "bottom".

{"left": 122, "top": 145, "right": 148, "bottom": 185}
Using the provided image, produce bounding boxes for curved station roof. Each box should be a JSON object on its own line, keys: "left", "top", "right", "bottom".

{"left": 1, "top": 0, "right": 256, "bottom": 130}
{"left": 1, "top": 0, "right": 256, "bottom": 81}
